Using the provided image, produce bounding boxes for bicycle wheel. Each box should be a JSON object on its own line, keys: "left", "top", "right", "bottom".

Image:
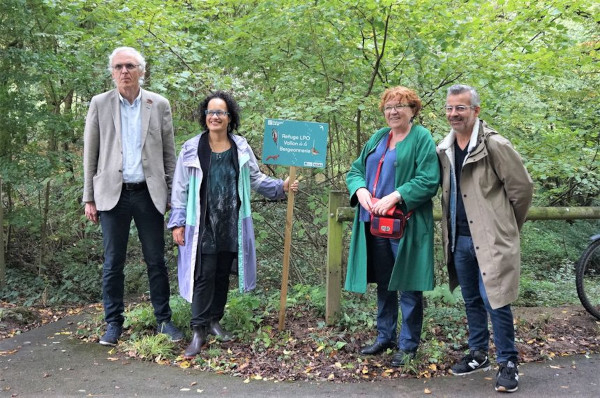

{"left": 575, "top": 238, "right": 600, "bottom": 320}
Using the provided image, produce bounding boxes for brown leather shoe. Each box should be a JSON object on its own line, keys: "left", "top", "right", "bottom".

{"left": 208, "top": 320, "right": 234, "bottom": 342}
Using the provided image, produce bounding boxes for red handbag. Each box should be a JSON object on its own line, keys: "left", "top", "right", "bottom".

{"left": 369, "top": 133, "right": 413, "bottom": 239}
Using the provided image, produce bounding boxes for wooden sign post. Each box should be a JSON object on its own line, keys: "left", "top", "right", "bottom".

{"left": 262, "top": 119, "right": 328, "bottom": 331}
{"left": 278, "top": 166, "right": 296, "bottom": 331}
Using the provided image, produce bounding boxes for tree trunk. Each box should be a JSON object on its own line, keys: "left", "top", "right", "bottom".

{"left": 38, "top": 180, "right": 51, "bottom": 276}
{"left": 62, "top": 90, "right": 76, "bottom": 179}
{"left": 0, "top": 176, "right": 5, "bottom": 288}
{"left": 4, "top": 182, "right": 12, "bottom": 266}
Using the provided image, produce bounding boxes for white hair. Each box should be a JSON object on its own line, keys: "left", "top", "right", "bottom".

{"left": 107, "top": 46, "right": 146, "bottom": 86}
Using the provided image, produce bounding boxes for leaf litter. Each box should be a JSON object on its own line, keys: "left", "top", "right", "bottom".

{"left": 1, "top": 302, "right": 598, "bottom": 383}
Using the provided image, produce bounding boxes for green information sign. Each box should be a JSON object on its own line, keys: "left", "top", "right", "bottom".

{"left": 262, "top": 119, "right": 328, "bottom": 168}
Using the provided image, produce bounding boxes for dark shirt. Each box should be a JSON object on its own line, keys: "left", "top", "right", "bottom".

{"left": 454, "top": 140, "right": 471, "bottom": 237}
{"left": 201, "top": 148, "right": 239, "bottom": 254}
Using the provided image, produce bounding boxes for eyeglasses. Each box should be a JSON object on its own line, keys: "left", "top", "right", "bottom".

{"left": 444, "top": 105, "right": 475, "bottom": 113}
{"left": 204, "top": 110, "right": 229, "bottom": 117}
{"left": 112, "top": 63, "right": 140, "bottom": 71}
{"left": 383, "top": 104, "right": 414, "bottom": 113}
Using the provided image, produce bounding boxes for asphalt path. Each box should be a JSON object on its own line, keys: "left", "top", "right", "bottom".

{"left": 1, "top": 314, "right": 599, "bottom": 397}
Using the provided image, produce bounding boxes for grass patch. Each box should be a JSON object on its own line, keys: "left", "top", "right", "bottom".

{"left": 121, "top": 333, "right": 176, "bottom": 360}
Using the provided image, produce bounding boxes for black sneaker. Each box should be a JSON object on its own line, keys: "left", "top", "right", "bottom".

{"left": 451, "top": 349, "right": 491, "bottom": 376}
{"left": 99, "top": 322, "right": 122, "bottom": 346}
{"left": 495, "top": 360, "right": 519, "bottom": 393}
{"left": 157, "top": 321, "right": 184, "bottom": 342}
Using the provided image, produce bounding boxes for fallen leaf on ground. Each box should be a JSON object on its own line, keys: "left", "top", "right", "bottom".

{"left": 180, "top": 361, "right": 191, "bottom": 369}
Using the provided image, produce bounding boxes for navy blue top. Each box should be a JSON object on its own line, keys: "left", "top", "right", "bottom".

{"left": 453, "top": 141, "right": 471, "bottom": 237}
{"left": 359, "top": 137, "right": 397, "bottom": 222}
{"left": 201, "top": 148, "right": 239, "bottom": 254}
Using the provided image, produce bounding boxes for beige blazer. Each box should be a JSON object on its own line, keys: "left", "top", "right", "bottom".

{"left": 83, "top": 88, "right": 176, "bottom": 214}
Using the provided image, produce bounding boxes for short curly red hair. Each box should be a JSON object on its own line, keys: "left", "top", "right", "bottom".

{"left": 379, "top": 86, "right": 422, "bottom": 116}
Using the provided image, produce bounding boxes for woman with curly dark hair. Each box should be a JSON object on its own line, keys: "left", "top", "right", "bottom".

{"left": 168, "top": 91, "right": 298, "bottom": 358}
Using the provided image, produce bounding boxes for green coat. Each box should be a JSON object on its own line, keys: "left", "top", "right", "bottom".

{"left": 345, "top": 125, "right": 440, "bottom": 293}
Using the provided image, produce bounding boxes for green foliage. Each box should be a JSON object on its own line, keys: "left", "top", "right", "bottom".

{"left": 120, "top": 333, "right": 176, "bottom": 361}
{"left": 521, "top": 220, "right": 598, "bottom": 274}
{"left": 169, "top": 296, "right": 191, "bottom": 334}
{"left": 123, "top": 261, "right": 150, "bottom": 297}
{"left": 286, "top": 284, "right": 326, "bottom": 317}
{"left": 50, "top": 238, "right": 103, "bottom": 303}
{"left": 423, "top": 306, "right": 468, "bottom": 352}
{"left": 1, "top": 0, "right": 599, "bottom": 307}
{"left": 515, "top": 220, "right": 599, "bottom": 306}
{"left": 337, "top": 290, "right": 377, "bottom": 333}
{"left": 424, "top": 284, "right": 462, "bottom": 307}
{"left": 516, "top": 271, "right": 578, "bottom": 307}
{"left": 222, "top": 292, "right": 264, "bottom": 334}
{"left": 122, "top": 296, "right": 189, "bottom": 337}
{"left": 123, "top": 303, "right": 156, "bottom": 333}
{"left": 0, "top": 268, "right": 46, "bottom": 306}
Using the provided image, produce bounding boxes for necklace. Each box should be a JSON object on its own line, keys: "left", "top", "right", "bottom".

{"left": 213, "top": 148, "right": 229, "bottom": 160}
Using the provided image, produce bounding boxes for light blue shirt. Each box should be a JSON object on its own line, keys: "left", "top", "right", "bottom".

{"left": 119, "top": 91, "right": 144, "bottom": 183}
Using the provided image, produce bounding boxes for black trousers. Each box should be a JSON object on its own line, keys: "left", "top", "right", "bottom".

{"left": 191, "top": 251, "right": 235, "bottom": 327}
{"left": 99, "top": 187, "right": 171, "bottom": 325}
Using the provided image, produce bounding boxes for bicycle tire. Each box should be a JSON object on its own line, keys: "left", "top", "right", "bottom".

{"left": 575, "top": 238, "right": 600, "bottom": 320}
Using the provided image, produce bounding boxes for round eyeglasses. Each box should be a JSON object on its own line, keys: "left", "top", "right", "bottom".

{"left": 112, "top": 63, "right": 140, "bottom": 71}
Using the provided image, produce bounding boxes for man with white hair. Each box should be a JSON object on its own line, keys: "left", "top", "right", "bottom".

{"left": 437, "top": 84, "right": 533, "bottom": 393}
{"left": 83, "top": 47, "right": 182, "bottom": 346}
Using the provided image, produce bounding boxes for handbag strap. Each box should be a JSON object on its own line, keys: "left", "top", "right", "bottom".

{"left": 371, "top": 133, "right": 414, "bottom": 221}
{"left": 372, "top": 132, "right": 393, "bottom": 198}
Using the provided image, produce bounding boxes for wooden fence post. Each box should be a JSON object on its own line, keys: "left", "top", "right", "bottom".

{"left": 325, "top": 190, "right": 344, "bottom": 324}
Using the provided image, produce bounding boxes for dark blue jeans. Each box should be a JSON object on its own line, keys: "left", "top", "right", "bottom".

{"left": 454, "top": 235, "right": 518, "bottom": 362}
{"left": 99, "top": 187, "right": 172, "bottom": 325}
{"left": 371, "top": 235, "right": 423, "bottom": 353}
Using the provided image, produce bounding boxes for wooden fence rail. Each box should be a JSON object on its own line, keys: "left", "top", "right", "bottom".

{"left": 325, "top": 190, "right": 600, "bottom": 324}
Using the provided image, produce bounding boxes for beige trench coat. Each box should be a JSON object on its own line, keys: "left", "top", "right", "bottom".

{"left": 437, "top": 120, "right": 534, "bottom": 309}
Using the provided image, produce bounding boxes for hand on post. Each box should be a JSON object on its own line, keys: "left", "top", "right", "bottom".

{"left": 283, "top": 177, "right": 299, "bottom": 193}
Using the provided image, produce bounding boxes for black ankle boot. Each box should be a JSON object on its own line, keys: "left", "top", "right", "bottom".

{"left": 209, "top": 320, "right": 234, "bottom": 342}
{"left": 183, "top": 326, "right": 207, "bottom": 358}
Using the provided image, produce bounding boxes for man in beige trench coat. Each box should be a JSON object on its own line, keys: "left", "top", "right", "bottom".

{"left": 437, "top": 84, "right": 533, "bottom": 393}
{"left": 83, "top": 46, "right": 182, "bottom": 346}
